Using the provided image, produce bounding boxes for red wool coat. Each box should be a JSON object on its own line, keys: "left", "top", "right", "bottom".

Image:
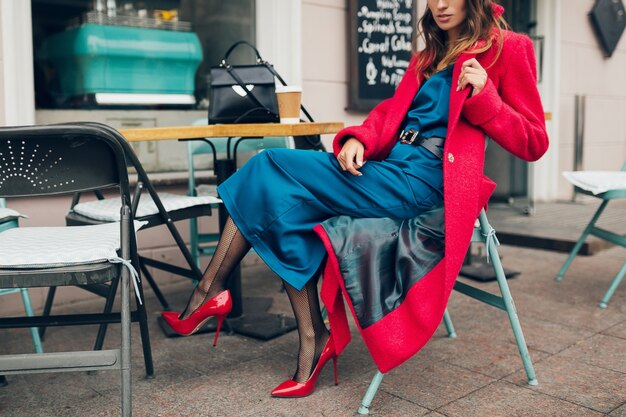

{"left": 314, "top": 30, "right": 549, "bottom": 373}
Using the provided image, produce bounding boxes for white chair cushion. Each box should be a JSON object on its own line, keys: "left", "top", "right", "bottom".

{"left": 563, "top": 171, "right": 626, "bottom": 195}
{"left": 72, "top": 192, "right": 222, "bottom": 222}
{"left": 0, "top": 208, "right": 27, "bottom": 222}
{"left": 195, "top": 184, "right": 219, "bottom": 198}
{"left": 0, "top": 221, "right": 145, "bottom": 268}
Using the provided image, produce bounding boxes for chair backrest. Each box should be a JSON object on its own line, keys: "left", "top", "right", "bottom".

{"left": 0, "top": 124, "right": 131, "bottom": 204}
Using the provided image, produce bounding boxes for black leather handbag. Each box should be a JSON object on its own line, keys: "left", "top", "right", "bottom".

{"left": 208, "top": 41, "right": 326, "bottom": 151}
{"left": 209, "top": 41, "right": 279, "bottom": 124}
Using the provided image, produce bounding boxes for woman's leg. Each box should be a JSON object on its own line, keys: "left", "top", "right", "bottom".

{"left": 180, "top": 216, "right": 251, "bottom": 319}
{"left": 283, "top": 278, "right": 330, "bottom": 383}
{"left": 180, "top": 211, "right": 330, "bottom": 383}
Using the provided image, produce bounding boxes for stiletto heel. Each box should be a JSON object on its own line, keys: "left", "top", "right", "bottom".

{"left": 161, "top": 290, "right": 232, "bottom": 345}
{"left": 271, "top": 336, "right": 338, "bottom": 398}
{"left": 212, "top": 313, "right": 227, "bottom": 347}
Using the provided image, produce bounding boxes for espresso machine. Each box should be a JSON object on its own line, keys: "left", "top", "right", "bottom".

{"left": 38, "top": 0, "right": 202, "bottom": 107}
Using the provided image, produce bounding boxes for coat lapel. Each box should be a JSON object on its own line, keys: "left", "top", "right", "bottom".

{"left": 444, "top": 45, "right": 491, "bottom": 286}
{"left": 447, "top": 53, "right": 473, "bottom": 135}
{"left": 448, "top": 38, "right": 489, "bottom": 135}
{"left": 379, "top": 62, "right": 423, "bottom": 155}
{"left": 397, "top": 63, "right": 423, "bottom": 125}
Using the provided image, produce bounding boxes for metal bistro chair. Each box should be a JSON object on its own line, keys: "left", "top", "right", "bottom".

{"left": 0, "top": 200, "right": 43, "bottom": 358}
{"left": 0, "top": 123, "right": 139, "bottom": 415}
{"left": 556, "top": 163, "right": 626, "bottom": 308}
{"left": 187, "top": 117, "right": 292, "bottom": 265}
{"left": 34, "top": 122, "right": 217, "bottom": 377}
{"left": 63, "top": 122, "right": 220, "bottom": 310}
{"left": 358, "top": 208, "right": 537, "bottom": 414}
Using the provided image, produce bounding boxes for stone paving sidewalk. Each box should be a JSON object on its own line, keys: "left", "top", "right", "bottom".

{"left": 1, "top": 243, "right": 626, "bottom": 416}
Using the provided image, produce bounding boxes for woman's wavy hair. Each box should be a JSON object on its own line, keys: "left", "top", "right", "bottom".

{"left": 416, "top": 0, "right": 509, "bottom": 78}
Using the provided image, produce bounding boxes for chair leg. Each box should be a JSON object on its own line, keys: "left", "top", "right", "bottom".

{"left": 135, "top": 275, "right": 155, "bottom": 378}
{"left": 38, "top": 286, "right": 57, "bottom": 340}
{"left": 190, "top": 217, "right": 201, "bottom": 268}
{"left": 486, "top": 230, "right": 538, "bottom": 386}
{"left": 599, "top": 261, "right": 626, "bottom": 309}
{"left": 92, "top": 271, "right": 154, "bottom": 378}
{"left": 556, "top": 200, "right": 609, "bottom": 281}
{"left": 19, "top": 289, "right": 43, "bottom": 353}
{"left": 120, "top": 219, "right": 134, "bottom": 417}
{"left": 120, "top": 273, "right": 132, "bottom": 417}
{"left": 139, "top": 261, "right": 170, "bottom": 311}
{"left": 442, "top": 308, "right": 456, "bottom": 338}
{"left": 150, "top": 190, "right": 204, "bottom": 280}
{"left": 358, "top": 371, "right": 385, "bottom": 415}
{"left": 92, "top": 279, "right": 120, "bottom": 354}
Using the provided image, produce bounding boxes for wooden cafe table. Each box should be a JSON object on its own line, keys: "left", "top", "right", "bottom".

{"left": 118, "top": 122, "right": 344, "bottom": 339}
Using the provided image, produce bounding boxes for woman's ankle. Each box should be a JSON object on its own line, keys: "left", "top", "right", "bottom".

{"left": 205, "top": 286, "right": 226, "bottom": 300}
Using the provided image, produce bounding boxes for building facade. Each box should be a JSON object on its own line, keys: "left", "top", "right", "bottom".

{"left": 1, "top": 0, "right": 625, "bottom": 200}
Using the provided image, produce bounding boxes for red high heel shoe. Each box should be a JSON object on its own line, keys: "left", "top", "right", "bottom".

{"left": 161, "top": 290, "right": 232, "bottom": 347}
{"left": 271, "top": 336, "right": 338, "bottom": 398}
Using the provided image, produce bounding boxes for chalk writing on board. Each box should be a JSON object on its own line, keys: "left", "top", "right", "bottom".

{"left": 350, "top": 0, "right": 415, "bottom": 111}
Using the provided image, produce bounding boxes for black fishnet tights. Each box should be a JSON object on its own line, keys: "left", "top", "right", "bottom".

{"left": 284, "top": 280, "right": 330, "bottom": 383}
{"left": 180, "top": 216, "right": 251, "bottom": 319}
{"left": 179, "top": 216, "right": 329, "bottom": 384}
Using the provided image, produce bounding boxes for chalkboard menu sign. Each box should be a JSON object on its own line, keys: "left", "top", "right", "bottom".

{"left": 349, "top": 0, "right": 417, "bottom": 111}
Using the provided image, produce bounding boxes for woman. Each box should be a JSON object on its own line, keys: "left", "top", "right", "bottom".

{"left": 162, "top": 0, "right": 548, "bottom": 397}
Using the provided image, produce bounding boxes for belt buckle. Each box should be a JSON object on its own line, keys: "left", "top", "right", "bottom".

{"left": 400, "top": 129, "right": 418, "bottom": 144}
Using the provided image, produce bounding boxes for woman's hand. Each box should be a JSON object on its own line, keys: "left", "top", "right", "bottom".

{"left": 337, "top": 137, "right": 366, "bottom": 176}
{"left": 456, "top": 58, "right": 488, "bottom": 96}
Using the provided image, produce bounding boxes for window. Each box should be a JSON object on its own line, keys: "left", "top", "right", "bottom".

{"left": 32, "top": 0, "right": 256, "bottom": 109}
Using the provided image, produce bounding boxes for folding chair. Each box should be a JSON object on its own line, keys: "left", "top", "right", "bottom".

{"left": 556, "top": 164, "right": 626, "bottom": 308}
{"left": 187, "top": 117, "right": 292, "bottom": 265}
{"left": 63, "top": 122, "right": 220, "bottom": 306}
{"left": 34, "top": 122, "right": 170, "bottom": 378}
{"left": 0, "top": 123, "right": 139, "bottom": 415}
{"left": 0, "top": 201, "right": 43, "bottom": 356}
{"left": 33, "top": 122, "right": 218, "bottom": 374}
{"left": 358, "top": 208, "right": 537, "bottom": 415}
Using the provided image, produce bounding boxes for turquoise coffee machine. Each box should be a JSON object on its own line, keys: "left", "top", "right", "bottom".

{"left": 38, "top": 14, "right": 202, "bottom": 107}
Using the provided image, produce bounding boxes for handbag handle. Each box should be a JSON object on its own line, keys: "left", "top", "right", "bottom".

{"left": 220, "top": 40, "right": 275, "bottom": 116}
{"left": 221, "top": 40, "right": 265, "bottom": 67}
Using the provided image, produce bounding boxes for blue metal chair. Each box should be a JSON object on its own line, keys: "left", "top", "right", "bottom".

{"left": 556, "top": 163, "right": 626, "bottom": 308}
{"left": 358, "top": 208, "right": 537, "bottom": 415}
{"left": 187, "top": 118, "right": 292, "bottom": 266}
{"left": 0, "top": 199, "right": 43, "bottom": 355}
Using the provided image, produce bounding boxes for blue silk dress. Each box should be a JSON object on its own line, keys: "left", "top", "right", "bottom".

{"left": 217, "top": 66, "right": 454, "bottom": 290}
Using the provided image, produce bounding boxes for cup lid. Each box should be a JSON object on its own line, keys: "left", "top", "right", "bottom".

{"left": 276, "top": 85, "right": 302, "bottom": 93}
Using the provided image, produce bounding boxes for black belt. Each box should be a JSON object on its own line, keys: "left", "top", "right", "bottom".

{"left": 399, "top": 129, "right": 444, "bottom": 160}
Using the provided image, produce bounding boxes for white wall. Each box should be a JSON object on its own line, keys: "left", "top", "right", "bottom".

{"left": 556, "top": 0, "right": 626, "bottom": 199}
{"left": 0, "top": 0, "right": 35, "bottom": 126}
{"left": 257, "top": 0, "right": 302, "bottom": 86}
{"left": 302, "top": 0, "right": 367, "bottom": 149}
